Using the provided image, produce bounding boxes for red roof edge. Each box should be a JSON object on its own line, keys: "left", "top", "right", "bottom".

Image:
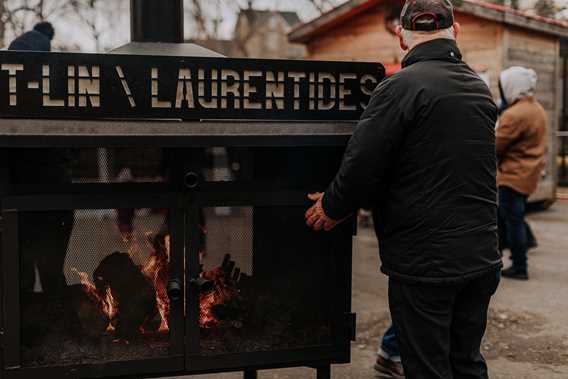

{"left": 288, "top": 0, "right": 384, "bottom": 43}
{"left": 289, "top": 0, "right": 568, "bottom": 43}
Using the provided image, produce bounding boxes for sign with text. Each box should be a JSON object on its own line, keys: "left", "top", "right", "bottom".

{"left": 0, "top": 51, "right": 384, "bottom": 121}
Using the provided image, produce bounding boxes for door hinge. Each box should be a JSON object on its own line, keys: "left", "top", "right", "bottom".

{"left": 346, "top": 312, "right": 357, "bottom": 341}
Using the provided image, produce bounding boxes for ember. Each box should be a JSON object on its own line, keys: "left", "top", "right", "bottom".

{"left": 71, "top": 267, "right": 117, "bottom": 332}
{"left": 199, "top": 254, "right": 243, "bottom": 328}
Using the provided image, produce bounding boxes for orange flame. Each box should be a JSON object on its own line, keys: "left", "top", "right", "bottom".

{"left": 103, "top": 286, "right": 118, "bottom": 332}
{"left": 141, "top": 234, "right": 171, "bottom": 332}
{"left": 72, "top": 267, "right": 118, "bottom": 332}
{"left": 198, "top": 266, "right": 239, "bottom": 328}
{"left": 73, "top": 230, "right": 242, "bottom": 335}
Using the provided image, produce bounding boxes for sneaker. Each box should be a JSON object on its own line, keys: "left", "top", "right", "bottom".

{"left": 374, "top": 355, "right": 405, "bottom": 379}
{"left": 501, "top": 266, "right": 529, "bottom": 281}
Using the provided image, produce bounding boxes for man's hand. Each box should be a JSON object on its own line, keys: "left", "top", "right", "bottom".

{"left": 305, "top": 192, "right": 345, "bottom": 232}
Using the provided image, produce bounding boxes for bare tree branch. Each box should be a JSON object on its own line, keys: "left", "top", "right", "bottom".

{"left": 1, "top": 0, "right": 342, "bottom": 51}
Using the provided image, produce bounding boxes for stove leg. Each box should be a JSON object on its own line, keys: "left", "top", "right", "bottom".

{"left": 243, "top": 369, "right": 258, "bottom": 379}
{"left": 316, "top": 365, "right": 331, "bottom": 379}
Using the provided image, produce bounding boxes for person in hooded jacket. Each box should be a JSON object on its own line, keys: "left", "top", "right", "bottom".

{"left": 4, "top": 22, "right": 75, "bottom": 299}
{"left": 497, "top": 67, "right": 547, "bottom": 280}
{"left": 8, "top": 21, "right": 55, "bottom": 51}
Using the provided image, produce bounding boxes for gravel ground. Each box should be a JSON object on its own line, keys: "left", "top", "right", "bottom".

{"left": 165, "top": 199, "right": 568, "bottom": 379}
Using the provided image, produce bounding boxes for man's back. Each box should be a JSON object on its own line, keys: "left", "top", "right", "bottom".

{"left": 308, "top": 4, "right": 504, "bottom": 376}
{"left": 372, "top": 39, "right": 501, "bottom": 283}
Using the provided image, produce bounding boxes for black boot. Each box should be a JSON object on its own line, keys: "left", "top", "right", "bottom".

{"left": 502, "top": 266, "right": 529, "bottom": 281}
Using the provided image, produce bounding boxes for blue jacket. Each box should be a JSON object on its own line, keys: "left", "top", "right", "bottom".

{"left": 8, "top": 30, "right": 51, "bottom": 52}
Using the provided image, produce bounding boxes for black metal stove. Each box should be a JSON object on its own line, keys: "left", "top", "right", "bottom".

{"left": 0, "top": 2, "right": 384, "bottom": 378}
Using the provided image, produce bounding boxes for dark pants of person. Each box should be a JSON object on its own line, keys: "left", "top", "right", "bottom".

{"left": 389, "top": 270, "right": 500, "bottom": 379}
{"left": 380, "top": 324, "right": 400, "bottom": 358}
{"left": 498, "top": 186, "right": 528, "bottom": 272}
{"left": 20, "top": 210, "right": 74, "bottom": 296}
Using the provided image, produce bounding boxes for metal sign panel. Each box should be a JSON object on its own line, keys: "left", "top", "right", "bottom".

{"left": 0, "top": 51, "right": 384, "bottom": 121}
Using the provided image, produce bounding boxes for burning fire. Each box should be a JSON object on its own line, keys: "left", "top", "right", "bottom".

{"left": 141, "top": 234, "right": 171, "bottom": 332}
{"left": 104, "top": 287, "right": 117, "bottom": 333}
{"left": 200, "top": 285, "right": 222, "bottom": 328}
{"left": 71, "top": 267, "right": 118, "bottom": 332}
{"left": 72, "top": 227, "right": 241, "bottom": 337}
{"left": 71, "top": 231, "right": 171, "bottom": 337}
{"left": 199, "top": 265, "right": 240, "bottom": 329}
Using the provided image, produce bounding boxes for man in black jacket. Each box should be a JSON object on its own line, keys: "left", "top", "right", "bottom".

{"left": 306, "top": 0, "right": 501, "bottom": 378}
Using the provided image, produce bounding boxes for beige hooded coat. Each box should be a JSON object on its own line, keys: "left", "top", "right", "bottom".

{"left": 496, "top": 67, "right": 547, "bottom": 195}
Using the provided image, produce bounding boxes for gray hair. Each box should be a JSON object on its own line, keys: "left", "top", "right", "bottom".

{"left": 400, "top": 26, "right": 455, "bottom": 48}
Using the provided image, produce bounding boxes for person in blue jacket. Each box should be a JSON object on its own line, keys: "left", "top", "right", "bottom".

{"left": 8, "top": 21, "right": 55, "bottom": 51}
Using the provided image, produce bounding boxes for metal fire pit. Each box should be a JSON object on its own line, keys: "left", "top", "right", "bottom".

{"left": 0, "top": 131, "right": 357, "bottom": 379}
{"left": 0, "top": 2, "right": 384, "bottom": 378}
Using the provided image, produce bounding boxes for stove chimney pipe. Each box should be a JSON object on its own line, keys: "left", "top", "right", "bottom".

{"left": 130, "top": 0, "right": 184, "bottom": 43}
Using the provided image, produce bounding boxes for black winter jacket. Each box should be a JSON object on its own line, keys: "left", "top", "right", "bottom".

{"left": 323, "top": 39, "right": 502, "bottom": 284}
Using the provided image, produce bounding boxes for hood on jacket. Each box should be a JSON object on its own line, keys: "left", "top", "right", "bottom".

{"left": 499, "top": 66, "right": 537, "bottom": 107}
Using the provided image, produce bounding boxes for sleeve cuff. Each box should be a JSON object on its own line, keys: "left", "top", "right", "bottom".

{"left": 322, "top": 191, "right": 354, "bottom": 221}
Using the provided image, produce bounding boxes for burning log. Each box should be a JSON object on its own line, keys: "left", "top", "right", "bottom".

{"left": 222, "top": 254, "right": 235, "bottom": 276}
{"left": 232, "top": 268, "right": 241, "bottom": 283}
{"left": 94, "top": 252, "right": 157, "bottom": 339}
{"left": 199, "top": 254, "right": 244, "bottom": 328}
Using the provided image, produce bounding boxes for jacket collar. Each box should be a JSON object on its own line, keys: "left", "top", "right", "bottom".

{"left": 401, "top": 38, "right": 463, "bottom": 68}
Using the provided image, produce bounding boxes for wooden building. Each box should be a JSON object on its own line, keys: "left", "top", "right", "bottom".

{"left": 289, "top": 0, "right": 568, "bottom": 203}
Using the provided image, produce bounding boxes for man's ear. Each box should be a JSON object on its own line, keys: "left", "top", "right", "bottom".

{"left": 453, "top": 22, "right": 461, "bottom": 39}
{"left": 395, "top": 25, "right": 408, "bottom": 51}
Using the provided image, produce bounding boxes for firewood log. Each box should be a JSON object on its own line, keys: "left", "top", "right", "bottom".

{"left": 93, "top": 252, "right": 157, "bottom": 339}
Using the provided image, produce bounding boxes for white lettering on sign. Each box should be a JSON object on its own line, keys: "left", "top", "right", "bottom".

{"left": 68, "top": 66, "right": 76, "bottom": 107}
{"left": 151, "top": 68, "right": 172, "bottom": 108}
{"left": 115, "top": 66, "right": 136, "bottom": 108}
{"left": 243, "top": 70, "right": 262, "bottom": 110}
{"left": 0, "top": 57, "right": 380, "bottom": 115}
{"left": 175, "top": 68, "right": 195, "bottom": 109}
{"left": 77, "top": 65, "right": 100, "bottom": 107}
{"left": 265, "top": 71, "right": 285, "bottom": 110}
{"left": 339, "top": 73, "right": 357, "bottom": 111}
{"left": 197, "top": 69, "right": 218, "bottom": 109}
{"left": 360, "top": 74, "right": 378, "bottom": 109}
{"left": 42, "top": 65, "right": 65, "bottom": 107}
{"left": 221, "top": 69, "right": 241, "bottom": 109}
{"left": 309, "top": 73, "right": 316, "bottom": 110}
{"left": 288, "top": 72, "right": 306, "bottom": 111}
{"left": 1, "top": 63, "right": 24, "bottom": 106}
{"left": 318, "top": 73, "right": 336, "bottom": 111}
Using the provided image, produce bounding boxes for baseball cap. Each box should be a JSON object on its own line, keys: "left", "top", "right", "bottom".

{"left": 400, "top": 0, "right": 455, "bottom": 31}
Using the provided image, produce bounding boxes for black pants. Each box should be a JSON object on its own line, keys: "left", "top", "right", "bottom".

{"left": 20, "top": 210, "right": 74, "bottom": 296}
{"left": 389, "top": 270, "right": 500, "bottom": 379}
